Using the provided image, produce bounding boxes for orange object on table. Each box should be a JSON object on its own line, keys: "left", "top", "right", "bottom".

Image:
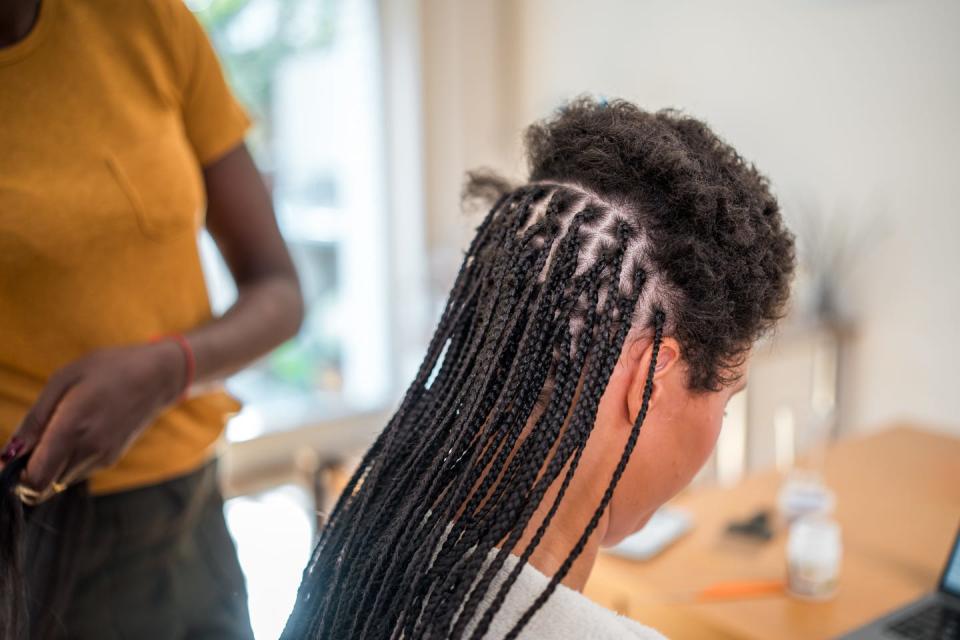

{"left": 696, "top": 579, "right": 785, "bottom": 602}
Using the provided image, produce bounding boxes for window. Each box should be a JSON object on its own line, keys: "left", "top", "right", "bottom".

{"left": 190, "top": 0, "right": 393, "bottom": 441}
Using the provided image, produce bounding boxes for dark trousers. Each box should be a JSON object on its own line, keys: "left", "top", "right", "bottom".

{"left": 24, "top": 460, "right": 255, "bottom": 640}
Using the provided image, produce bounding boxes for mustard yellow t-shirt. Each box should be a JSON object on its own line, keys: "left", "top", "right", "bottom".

{"left": 0, "top": 0, "right": 251, "bottom": 494}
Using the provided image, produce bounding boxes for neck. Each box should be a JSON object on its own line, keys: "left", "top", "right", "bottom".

{"left": 496, "top": 455, "right": 612, "bottom": 592}
{"left": 0, "top": 0, "right": 40, "bottom": 48}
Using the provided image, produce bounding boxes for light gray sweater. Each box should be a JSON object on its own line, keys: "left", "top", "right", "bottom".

{"left": 458, "top": 547, "right": 667, "bottom": 640}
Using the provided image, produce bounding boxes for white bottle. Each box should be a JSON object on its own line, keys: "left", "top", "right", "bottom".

{"left": 786, "top": 512, "right": 842, "bottom": 600}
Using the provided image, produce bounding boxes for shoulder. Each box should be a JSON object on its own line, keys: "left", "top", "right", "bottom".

{"left": 479, "top": 550, "right": 668, "bottom": 640}
{"left": 540, "top": 581, "right": 667, "bottom": 639}
{"left": 71, "top": 0, "right": 207, "bottom": 97}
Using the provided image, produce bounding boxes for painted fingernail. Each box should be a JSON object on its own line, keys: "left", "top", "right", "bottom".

{"left": 1, "top": 437, "right": 24, "bottom": 463}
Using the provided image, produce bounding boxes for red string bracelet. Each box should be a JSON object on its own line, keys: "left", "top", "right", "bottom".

{"left": 150, "top": 333, "right": 195, "bottom": 403}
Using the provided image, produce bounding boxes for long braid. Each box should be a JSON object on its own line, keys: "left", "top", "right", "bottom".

{"left": 286, "top": 191, "right": 519, "bottom": 637}
{"left": 320, "top": 191, "right": 527, "bottom": 580}
{"left": 414, "top": 261, "right": 605, "bottom": 639}
{"left": 305, "top": 188, "right": 508, "bottom": 557}
{"left": 386, "top": 254, "right": 566, "bottom": 637}
{"left": 397, "top": 203, "right": 595, "bottom": 630}
{"left": 503, "top": 306, "right": 666, "bottom": 640}
{"left": 455, "top": 230, "right": 637, "bottom": 639}
{"left": 380, "top": 196, "right": 588, "bottom": 640}
{"left": 449, "top": 226, "right": 602, "bottom": 538}
{"left": 281, "top": 185, "right": 671, "bottom": 640}
{"left": 423, "top": 212, "right": 610, "bottom": 638}
{"left": 356, "top": 230, "right": 557, "bottom": 638}
{"left": 324, "top": 189, "right": 552, "bottom": 638}
{"left": 421, "top": 262, "right": 592, "bottom": 588}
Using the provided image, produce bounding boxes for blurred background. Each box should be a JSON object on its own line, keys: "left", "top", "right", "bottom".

{"left": 182, "top": 0, "right": 959, "bottom": 636}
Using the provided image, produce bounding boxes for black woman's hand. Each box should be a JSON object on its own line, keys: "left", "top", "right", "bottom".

{"left": 1, "top": 340, "right": 185, "bottom": 502}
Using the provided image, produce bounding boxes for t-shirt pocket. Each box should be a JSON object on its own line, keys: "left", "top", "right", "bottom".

{"left": 106, "top": 132, "right": 205, "bottom": 240}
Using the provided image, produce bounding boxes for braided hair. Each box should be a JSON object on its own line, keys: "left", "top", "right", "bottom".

{"left": 282, "top": 97, "right": 795, "bottom": 639}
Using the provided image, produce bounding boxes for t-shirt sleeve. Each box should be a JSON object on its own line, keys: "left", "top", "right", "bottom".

{"left": 165, "top": 0, "right": 252, "bottom": 166}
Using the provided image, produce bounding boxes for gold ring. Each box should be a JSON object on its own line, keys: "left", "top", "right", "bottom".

{"left": 51, "top": 481, "right": 67, "bottom": 494}
{"left": 13, "top": 484, "right": 42, "bottom": 505}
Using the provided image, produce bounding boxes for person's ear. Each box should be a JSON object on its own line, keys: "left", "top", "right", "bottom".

{"left": 626, "top": 336, "right": 680, "bottom": 424}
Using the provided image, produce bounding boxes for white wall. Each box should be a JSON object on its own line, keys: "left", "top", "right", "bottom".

{"left": 419, "top": 0, "right": 520, "bottom": 294}
{"left": 420, "top": 0, "right": 959, "bottom": 435}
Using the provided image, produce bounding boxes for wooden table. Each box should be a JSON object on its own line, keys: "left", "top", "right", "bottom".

{"left": 583, "top": 425, "right": 960, "bottom": 640}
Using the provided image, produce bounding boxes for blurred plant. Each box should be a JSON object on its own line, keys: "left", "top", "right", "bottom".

{"left": 785, "top": 195, "right": 887, "bottom": 325}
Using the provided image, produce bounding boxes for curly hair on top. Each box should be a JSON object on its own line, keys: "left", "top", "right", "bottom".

{"left": 467, "top": 96, "right": 796, "bottom": 391}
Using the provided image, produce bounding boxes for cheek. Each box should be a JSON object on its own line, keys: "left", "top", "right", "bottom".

{"left": 666, "top": 400, "right": 725, "bottom": 485}
{"left": 700, "top": 409, "right": 725, "bottom": 457}
{"left": 638, "top": 406, "right": 716, "bottom": 489}
{"left": 690, "top": 402, "right": 725, "bottom": 469}
{"left": 610, "top": 394, "right": 728, "bottom": 538}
